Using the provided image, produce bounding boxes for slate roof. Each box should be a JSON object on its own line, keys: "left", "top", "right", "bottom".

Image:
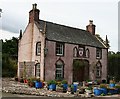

{"left": 36, "top": 20, "right": 106, "bottom": 48}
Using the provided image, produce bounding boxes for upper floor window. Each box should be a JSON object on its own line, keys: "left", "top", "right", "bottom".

{"left": 86, "top": 48, "right": 90, "bottom": 58}
{"left": 96, "top": 48, "right": 102, "bottom": 59}
{"left": 56, "top": 42, "right": 64, "bottom": 56}
{"left": 36, "top": 42, "right": 41, "bottom": 56}
{"left": 73, "top": 47, "right": 78, "bottom": 57}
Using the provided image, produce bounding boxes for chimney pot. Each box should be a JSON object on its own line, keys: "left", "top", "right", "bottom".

{"left": 32, "top": 3, "right": 37, "bottom": 9}
{"left": 89, "top": 20, "right": 93, "bottom": 25}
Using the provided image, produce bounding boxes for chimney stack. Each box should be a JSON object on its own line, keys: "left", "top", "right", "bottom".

{"left": 29, "top": 3, "right": 40, "bottom": 23}
{"left": 86, "top": 20, "right": 96, "bottom": 35}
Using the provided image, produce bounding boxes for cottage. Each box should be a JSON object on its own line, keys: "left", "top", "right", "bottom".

{"left": 18, "top": 4, "right": 108, "bottom": 84}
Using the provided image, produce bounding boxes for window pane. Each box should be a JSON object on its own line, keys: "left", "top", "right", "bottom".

{"left": 36, "top": 42, "right": 41, "bottom": 55}
{"left": 56, "top": 43, "right": 64, "bottom": 55}
{"left": 96, "top": 48, "right": 102, "bottom": 58}
{"left": 55, "top": 60, "right": 64, "bottom": 80}
{"left": 35, "top": 63, "right": 40, "bottom": 78}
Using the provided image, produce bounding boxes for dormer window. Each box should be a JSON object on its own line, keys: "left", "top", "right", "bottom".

{"left": 56, "top": 42, "right": 64, "bottom": 56}
{"left": 96, "top": 48, "right": 102, "bottom": 59}
{"left": 36, "top": 42, "right": 41, "bottom": 56}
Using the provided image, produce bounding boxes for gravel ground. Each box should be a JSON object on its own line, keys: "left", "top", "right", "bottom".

{"left": 2, "top": 78, "right": 120, "bottom": 98}
{"left": 2, "top": 78, "right": 78, "bottom": 97}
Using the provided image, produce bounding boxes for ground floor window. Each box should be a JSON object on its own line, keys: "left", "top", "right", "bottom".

{"left": 55, "top": 59, "right": 64, "bottom": 80}
{"left": 35, "top": 63, "right": 40, "bottom": 78}
{"left": 96, "top": 61, "right": 102, "bottom": 78}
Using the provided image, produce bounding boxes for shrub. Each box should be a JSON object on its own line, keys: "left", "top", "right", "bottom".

{"left": 110, "top": 80, "right": 115, "bottom": 84}
{"left": 48, "top": 80, "right": 57, "bottom": 85}
{"left": 61, "top": 80, "right": 68, "bottom": 84}
{"left": 86, "top": 86, "right": 92, "bottom": 90}
{"left": 115, "top": 85, "right": 120, "bottom": 89}
{"left": 100, "top": 84, "right": 107, "bottom": 88}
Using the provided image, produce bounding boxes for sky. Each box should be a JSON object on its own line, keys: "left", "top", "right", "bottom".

{"left": 0, "top": 0, "right": 119, "bottom": 52}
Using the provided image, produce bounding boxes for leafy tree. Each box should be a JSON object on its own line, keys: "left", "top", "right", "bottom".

{"left": 108, "top": 51, "right": 120, "bottom": 81}
{"left": 2, "top": 37, "right": 18, "bottom": 77}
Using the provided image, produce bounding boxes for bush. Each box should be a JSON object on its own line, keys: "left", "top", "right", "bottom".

{"left": 100, "top": 84, "right": 107, "bottom": 89}
{"left": 61, "top": 80, "right": 68, "bottom": 84}
{"left": 48, "top": 80, "right": 57, "bottom": 85}
{"left": 115, "top": 85, "right": 120, "bottom": 89}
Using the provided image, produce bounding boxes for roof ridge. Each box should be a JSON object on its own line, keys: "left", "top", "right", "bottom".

{"left": 39, "top": 19, "right": 87, "bottom": 32}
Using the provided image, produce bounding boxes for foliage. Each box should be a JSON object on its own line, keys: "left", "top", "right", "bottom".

{"left": 108, "top": 51, "right": 120, "bottom": 82}
{"left": 2, "top": 37, "right": 18, "bottom": 77}
{"left": 86, "top": 86, "right": 92, "bottom": 90}
{"left": 73, "top": 59, "right": 84, "bottom": 70}
{"left": 70, "top": 84, "right": 74, "bottom": 89}
{"left": 100, "top": 84, "right": 107, "bottom": 89}
{"left": 35, "top": 78, "right": 41, "bottom": 82}
{"left": 115, "top": 85, "right": 120, "bottom": 89}
{"left": 110, "top": 80, "right": 115, "bottom": 84}
{"left": 27, "top": 77, "right": 36, "bottom": 86}
{"left": 47, "top": 80, "right": 57, "bottom": 85}
{"left": 61, "top": 80, "right": 68, "bottom": 84}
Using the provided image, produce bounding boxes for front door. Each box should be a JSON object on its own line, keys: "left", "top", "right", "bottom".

{"left": 73, "top": 59, "right": 89, "bottom": 82}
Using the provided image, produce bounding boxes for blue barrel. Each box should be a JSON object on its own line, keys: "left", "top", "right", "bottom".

{"left": 35, "top": 81, "right": 42, "bottom": 88}
{"left": 63, "top": 84, "right": 68, "bottom": 90}
{"left": 73, "top": 84, "right": 78, "bottom": 92}
{"left": 108, "top": 89, "right": 114, "bottom": 94}
{"left": 94, "top": 89, "right": 102, "bottom": 96}
{"left": 109, "top": 83, "right": 115, "bottom": 88}
{"left": 49, "top": 84, "right": 56, "bottom": 91}
{"left": 100, "top": 88, "right": 107, "bottom": 95}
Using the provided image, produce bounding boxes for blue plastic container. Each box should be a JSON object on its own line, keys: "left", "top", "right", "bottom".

{"left": 49, "top": 84, "right": 56, "bottom": 91}
{"left": 109, "top": 83, "right": 115, "bottom": 88}
{"left": 108, "top": 89, "right": 114, "bottom": 94}
{"left": 35, "top": 81, "right": 42, "bottom": 88}
{"left": 63, "top": 84, "right": 68, "bottom": 90}
{"left": 73, "top": 84, "right": 78, "bottom": 92}
{"left": 100, "top": 88, "right": 107, "bottom": 95}
{"left": 94, "top": 89, "right": 102, "bottom": 96}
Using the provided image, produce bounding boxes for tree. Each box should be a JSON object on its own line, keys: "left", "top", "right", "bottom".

{"left": 108, "top": 51, "right": 120, "bottom": 81}
{"left": 2, "top": 37, "right": 18, "bottom": 77}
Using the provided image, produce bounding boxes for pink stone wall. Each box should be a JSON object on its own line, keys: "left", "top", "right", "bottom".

{"left": 45, "top": 41, "right": 76, "bottom": 84}
{"left": 45, "top": 40, "right": 108, "bottom": 84}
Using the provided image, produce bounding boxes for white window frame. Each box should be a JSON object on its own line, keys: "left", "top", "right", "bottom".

{"left": 55, "top": 60, "right": 64, "bottom": 80}
{"left": 35, "top": 63, "right": 40, "bottom": 78}
{"left": 56, "top": 43, "right": 64, "bottom": 56}
{"left": 96, "top": 62, "right": 102, "bottom": 78}
{"left": 96, "top": 48, "right": 102, "bottom": 59}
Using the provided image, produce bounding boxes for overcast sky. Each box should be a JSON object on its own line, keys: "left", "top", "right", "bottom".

{"left": 0, "top": 0, "right": 119, "bottom": 52}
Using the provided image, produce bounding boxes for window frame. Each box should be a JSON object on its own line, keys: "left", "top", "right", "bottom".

{"left": 56, "top": 42, "right": 64, "bottom": 56}
{"left": 55, "top": 59, "right": 64, "bottom": 80}
{"left": 73, "top": 47, "right": 78, "bottom": 57}
{"left": 96, "top": 61, "right": 102, "bottom": 78}
{"left": 35, "top": 63, "right": 40, "bottom": 78}
{"left": 36, "top": 42, "right": 41, "bottom": 56}
{"left": 85, "top": 48, "right": 90, "bottom": 58}
{"left": 96, "top": 48, "right": 102, "bottom": 59}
